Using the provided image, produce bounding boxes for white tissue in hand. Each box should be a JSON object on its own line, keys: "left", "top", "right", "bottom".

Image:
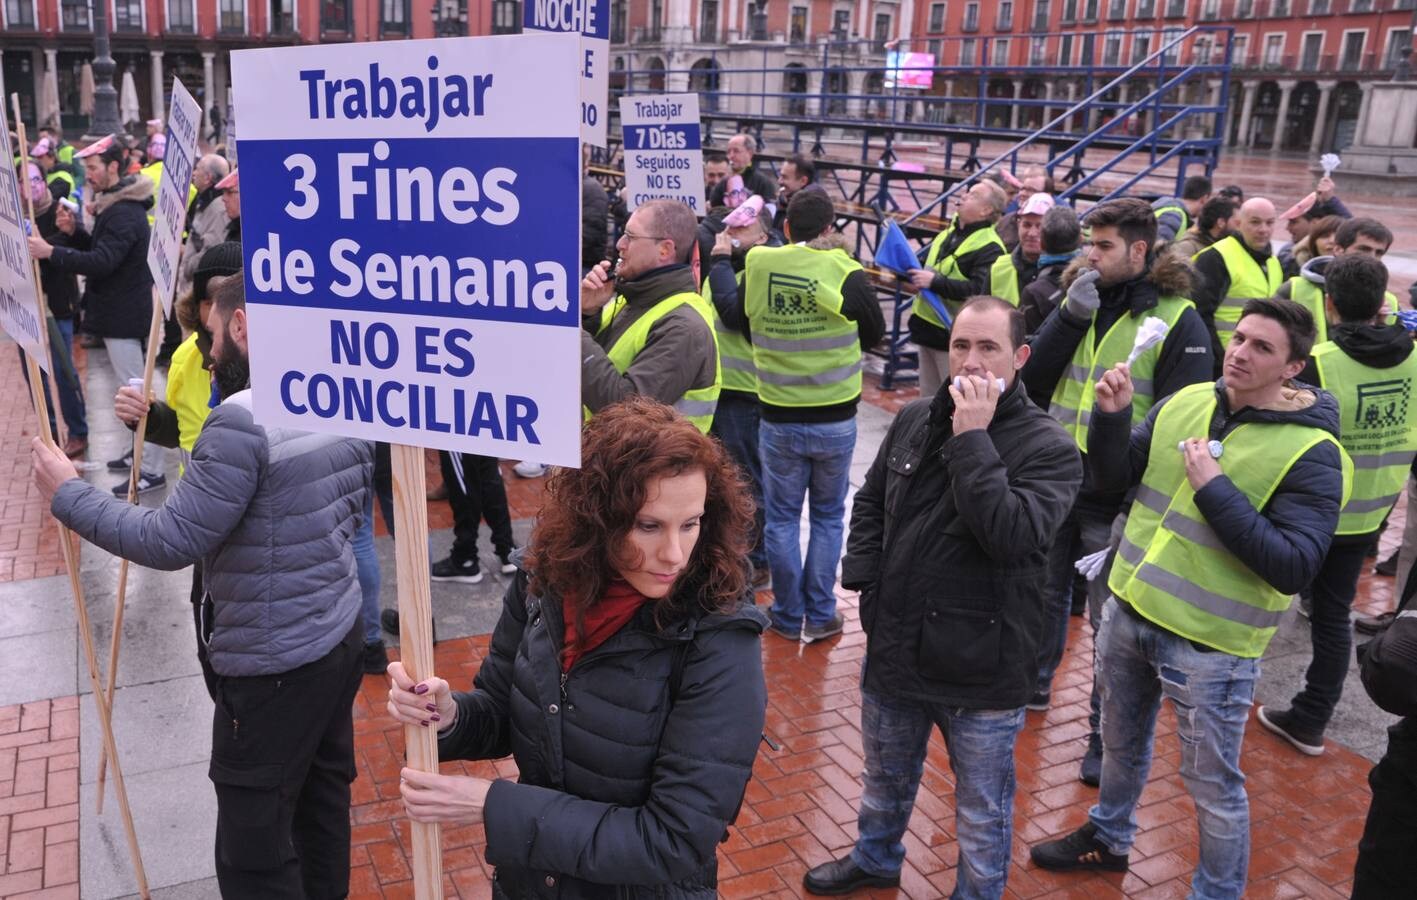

{"left": 1074, "top": 548, "right": 1110, "bottom": 581}
{"left": 953, "top": 375, "right": 1007, "bottom": 392}
{"left": 1320, "top": 153, "right": 1341, "bottom": 178}
{"left": 1125, "top": 316, "right": 1170, "bottom": 365}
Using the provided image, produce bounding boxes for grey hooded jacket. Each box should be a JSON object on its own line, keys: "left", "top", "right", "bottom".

{"left": 52, "top": 390, "right": 371, "bottom": 676}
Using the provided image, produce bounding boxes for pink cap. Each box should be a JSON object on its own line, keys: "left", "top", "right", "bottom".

{"left": 1000, "top": 170, "right": 1023, "bottom": 190}
{"left": 1019, "top": 193, "right": 1056, "bottom": 217}
{"left": 1280, "top": 192, "right": 1316, "bottom": 220}
{"left": 146, "top": 118, "right": 163, "bottom": 129}
{"left": 723, "top": 194, "right": 765, "bottom": 228}
{"left": 29, "top": 138, "right": 53, "bottom": 158}
{"left": 76, "top": 133, "right": 118, "bottom": 159}
{"left": 215, "top": 169, "right": 239, "bottom": 191}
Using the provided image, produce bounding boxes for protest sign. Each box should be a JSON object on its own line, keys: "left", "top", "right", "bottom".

{"left": 620, "top": 93, "right": 705, "bottom": 214}
{"left": 0, "top": 99, "right": 51, "bottom": 371}
{"left": 524, "top": 0, "right": 609, "bottom": 147}
{"left": 147, "top": 78, "right": 201, "bottom": 313}
{"left": 232, "top": 34, "right": 584, "bottom": 467}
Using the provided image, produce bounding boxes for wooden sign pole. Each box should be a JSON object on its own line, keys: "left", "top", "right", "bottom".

{"left": 24, "top": 360, "right": 151, "bottom": 898}
{"left": 95, "top": 286, "right": 165, "bottom": 810}
{"left": 390, "top": 443, "right": 444, "bottom": 900}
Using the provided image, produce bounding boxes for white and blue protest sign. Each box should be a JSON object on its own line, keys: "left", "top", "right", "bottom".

{"left": 0, "top": 101, "right": 49, "bottom": 373}
{"left": 524, "top": 0, "right": 609, "bottom": 147}
{"left": 230, "top": 34, "right": 584, "bottom": 466}
{"left": 147, "top": 78, "right": 201, "bottom": 313}
{"left": 620, "top": 93, "right": 705, "bottom": 214}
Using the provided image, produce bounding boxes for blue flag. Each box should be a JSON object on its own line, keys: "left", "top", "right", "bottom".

{"left": 877, "top": 219, "right": 950, "bottom": 327}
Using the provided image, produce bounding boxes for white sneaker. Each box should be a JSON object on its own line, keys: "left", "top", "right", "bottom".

{"left": 513, "top": 461, "right": 546, "bottom": 478}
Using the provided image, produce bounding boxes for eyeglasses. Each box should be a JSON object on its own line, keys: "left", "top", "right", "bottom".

{"left": 621, "top": 230, "right": 667, "bottom": 243}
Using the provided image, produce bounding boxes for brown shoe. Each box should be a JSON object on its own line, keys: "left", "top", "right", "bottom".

{"left": 62, "top": 436, "right": 88, "bottom": 458}
{"left": 1354, "top": 610, "right": 1397, "bottom": 636}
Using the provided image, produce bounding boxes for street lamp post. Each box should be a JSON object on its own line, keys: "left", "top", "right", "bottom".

{"left": 84, "top": 0, "right": 122, "bottom": 140}
{"left": 1393, "top": 11, "right": 1416, "bottom": 82}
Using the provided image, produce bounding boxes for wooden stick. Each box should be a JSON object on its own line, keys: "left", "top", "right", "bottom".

{"left": 390, "top": 443, "right": 444, "bottom": 900}
{"left": 11, "top": 100, "right": 68, "bottom": 448}
{"left": 95, "top": 289, "right": 165, "bottom": 811}
{"left": 24, "top": 356, "right": 151, "bottom": 899}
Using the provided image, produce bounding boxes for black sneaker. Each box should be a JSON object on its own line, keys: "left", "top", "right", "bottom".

{"left": 802, "top": 612, "right": 844, "bottom": 643}
{"left": 106, "top": 452, "right": 134, "bottom": 472}
{"left": 767, "top": 619, "right": 801, "bottom": 641}
{"left": 380, "top": 608, "right": 439, "bottom": 643}
{"left": 802, "top": 856, "right": 899, "bottom": 895}
{"left": 362, "top": 641, "right": 389, "bottom": 675}
{"left": 497, "top": 553, "right": 516, "bottom": 575}
{"left": 112, "top": 472, "right": 166, "bottom": 497}
{"left": 1256, "top": 706, "right": 1324, "bottom": 756}
{"left": 1079, "top": 732, "right": 1103, "bottom": 786}
{"left": 1030, "top": 822, "right": 1129, "bottom": 872}
{"left": 1026, "top": 691, "right": 1051, "bottom": 712}
{"left": 1375, "top": 551, "right": 1399, "bottom": 577}
{"left": 1355, "top": 610, "right": 1397, "bottom": 635}
{"left": 431, "top": 556, "right": 482, "bottom": 584}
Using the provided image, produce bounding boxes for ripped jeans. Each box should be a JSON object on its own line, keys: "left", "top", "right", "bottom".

{"left": 1089, "top": 598, "right": 1258, "bottom": 900}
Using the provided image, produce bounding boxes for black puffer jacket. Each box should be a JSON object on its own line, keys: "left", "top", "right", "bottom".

{"left": 47, "top": 174, "right": 154, "bottom": 339}
{"left": 438, "top": 567, "right": 767, "bottom": 899}
{"left": 843, "top": 382, "right": 1082, "bottom": 708}
{"left": 34, "top": 203, "right": 80, "bottom": 319}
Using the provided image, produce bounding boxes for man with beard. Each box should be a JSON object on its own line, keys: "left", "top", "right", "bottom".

{"left": 26, "top": 133, "right": 167, "bottom": 495}
{"left": 31, "top": 274, "right": 371, "bottom": 899}
{"left": 704, "top": 205, "right": 778, "bottom": 586}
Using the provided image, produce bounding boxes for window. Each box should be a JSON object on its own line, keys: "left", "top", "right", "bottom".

{"left": 381, "top": 0, "right": 407, "bottom": 33}
{"left": 1030, "top": 35, "right": 1048, "bottom": 64}
{"left": 1080, "top": 33, "right": 1096, "bottom": 63}
{"left": 60, "top": 0, "right": 88, "bottom": 28}
{"left": 928, "top": 2, "right": 945, "bottom": 32}
{"left": 220, "top": 0, "right": 244, "bottom": 32}
{"left": 1061, "top": 0, "right": 1077, "bottom": 22}
{"left": 115, "top": 0, "right": 143, "bottom": 30}
{"left": 1269, "top": 0, "right": 1290, "bottom": 15}
{"left": 1307, "top": 0, "right": 1329, "bottom": 12}
{"left": 648, "top": 0, "right": 662, "bottom": 40}
{"left": 992, "top": 38, "right": 1010, "bottom": 65}
{"left": 1136, "top": 0, "right": 1154, "bottom": 14}
{"left": 698, "top": 0, "right": 717, "bottom": 42}
{"left": 1263, "top": 34, "right": 1284, "bottom": 67}
{"left": 1133, "top": 32, "right": 1151, "bottom": 62}
{"left": 1231, "top": 34, "right": 1250, "bottom": 66}
{"left": 1060, "top": 33, "right": 1074, "bottom": 64}
{"left": 4, "top": 0, "right": 35, "bottom": 27}
{"left": 959, "top": 37, "right": 977, "bottom": 65}
{"left": 1235, "top": 0, "right": 1252, "bottom": 15}
{"left": 1033, "top": 0, "right": 1050, "bottom": 29}
{"left": 1300, "top": 33, "right": 1323, "bottom": 71}
{"left": 997, "top": 0, "right": 1012, "bottom": 28}
{"left": 1107, "top": 0, "right": 1125, "bottom": 21}
{"left": 491, "top": 0, "right": 519, "bottom": 33}
{"left": 1340, "top": 31, "right": 1365, "bottom": 70}
{"left": 610, "top": 0, "right": 625, "bottom": 42}
{"left": 1200, "top": 0, "right": 1219, "bottom": 18}
{"left": 1386, "top": 28, "right": 1413, "bottom": 67}
{"left": 1082, "top": 0, "right": 1098, "bottom": 20}
{"left": 1193, "top": 35, "right": 1211, "bottom": 64}
{"left": 1164, "top": 0, "right": 1185, "bottom": 15}
{"left": 269, "top": 0, "right": 293, "bottom": 32}
{"left": 873, "top": 12, "right": 891, "bottom": 50}
{"left": 1104, "top": 31, "right": 1122, "bottom": 65}
{"left": 963, "top": 1, "right": 978, "bottom": 31}
{"left": 1161, "top": 26, "right": 1181, "bottom": 62}
{"left": 1349, "top": 0, "right": 1373, "bottom": 10}
{"left": 790, "top": 5, "right": 807, "bottom": 42}
{"left": 927, "top": 38, "right": 942, "bottom": 57}
{"left": 832, "top": 8, "right": 850, "bottom": 37}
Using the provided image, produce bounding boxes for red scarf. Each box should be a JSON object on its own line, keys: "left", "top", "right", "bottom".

{"left": 562, "top": 579, "right": 651, "bottom": 672}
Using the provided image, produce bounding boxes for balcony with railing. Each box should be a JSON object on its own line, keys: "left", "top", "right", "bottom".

{"left": 632, "top": 25, "right": 665, "bottom": 43}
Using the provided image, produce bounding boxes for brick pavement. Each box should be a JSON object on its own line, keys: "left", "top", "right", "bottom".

{"left": 0, "top": 698, "right": 81, "bottom": 900}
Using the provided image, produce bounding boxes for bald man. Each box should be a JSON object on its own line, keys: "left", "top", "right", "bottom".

{"left": 178, "top": 154, "right": 233, "bottom": 299}
{"left": 1192, "top": 197, "right": 1284, "bottom": 371}
{"left": 709, "top": 132, "right": 777, "bottom": 210}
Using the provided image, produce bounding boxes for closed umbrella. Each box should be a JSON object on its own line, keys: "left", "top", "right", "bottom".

{"left": 79, "top": 62, "right": 95, "bottom": 117}
{"left": 119, "top": 70, "right": 141, "bottom": 128}
{"left": 38, "top": 65, "right": 61, "bottom": 130}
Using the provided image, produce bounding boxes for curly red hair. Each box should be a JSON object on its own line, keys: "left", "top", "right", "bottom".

{"left": 525, "top": 397, "right": 755, "bottom": 645}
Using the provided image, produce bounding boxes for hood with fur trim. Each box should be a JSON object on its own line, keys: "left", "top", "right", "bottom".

{"left": 804, "top": 232, "right": 852, "bottom": 254}
{"left": 91, "top": 174, "right": 156, "bottom": 217}
{"left": 1058, "top": 247, "right": 1195, "bottom": 300}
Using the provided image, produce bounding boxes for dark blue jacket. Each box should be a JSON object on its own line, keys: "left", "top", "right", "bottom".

{"left": 438, "top": 567, "right": 767, "bottom": 899}
{"left": 47, "top": 174, "right": 155, "bottom": 340}
{"left": 1088, "top": 380, "right": 1345, "bottom": 596}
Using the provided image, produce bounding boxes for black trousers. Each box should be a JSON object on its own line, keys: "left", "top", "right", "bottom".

{"left": 1353, "top": 724, "right": 1417, "bottom": 898}
{"left": 440, "top": 451, "right": 515, "bottom": 563}
{"left": 209, "top": 622, "right": 363, "bottom": 899}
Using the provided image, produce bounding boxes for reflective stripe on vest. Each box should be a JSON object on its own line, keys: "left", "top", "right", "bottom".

{"left": 913, "top": 223, "right": 1010, "bottom": 328}
{"left": 1207, "top": 236, "right": 1283, "bottom": 340}
{"left": 1047, "top": 294, "right": 1195, "bottom": 448}
{"left": 744, "top": 243, "right": 864, "bottom": 408}
{"left": 1108, "top": 382, "right": 1352, "bottom": 657}
{"left": 1289, "top": 276, "right": 1399, "bottom": 339}
{"left": 703, "top": 274, "right": 758, "bottom": 395}
{"left": 1313, "top": 341, "right": 1417, "bottom": 534}
{"left": 588, "top": 291, "right": 722, "bottom": 433}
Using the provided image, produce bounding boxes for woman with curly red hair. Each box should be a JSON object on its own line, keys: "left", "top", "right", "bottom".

{"left": 386, "top": 397, "right": 767, "bottom": 898}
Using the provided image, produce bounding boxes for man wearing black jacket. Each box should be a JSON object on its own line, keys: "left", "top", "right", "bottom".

{"left": 803, "top": 298, "right": 1081, "bottom": 898}
{"left": 1258, "top": 254, "right": 1417, "bottom": 757}
{"left": 1020, "top": 198, "right": 1212, "bottom": 786}
{"left": 26, "top": 133, "right": 166, "bottom": 495}
{"left": 709, "top": 132, "right": 777, "bottom": 210}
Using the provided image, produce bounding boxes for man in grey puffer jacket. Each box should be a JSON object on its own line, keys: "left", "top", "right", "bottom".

{"left": 32, "top": 275, "right": 372, "bottom": 900}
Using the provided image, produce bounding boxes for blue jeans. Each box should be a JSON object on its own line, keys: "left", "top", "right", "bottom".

{"left": 708, "top": 393, "right": 766, "bottom": 570}
{"left": 759, "top": 418, "right": 855, "bottom": 631}
{"left": 1090, "top": 598, "right": 1259, "bottom": 900}
{"left": 1288, "top": 540, "right": 1367, "bottom": 735}
{"left": 1035, "top": 506, "right": 1116, "bottom": 697}
{"left": 852, "top": 690, "right": 1025, "bottom": 900}
{"left": 353, "top": 490, "right": 381, "bottom": 646}
{"left": 18, "top": 317, "right": 88, "bottom": 440}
